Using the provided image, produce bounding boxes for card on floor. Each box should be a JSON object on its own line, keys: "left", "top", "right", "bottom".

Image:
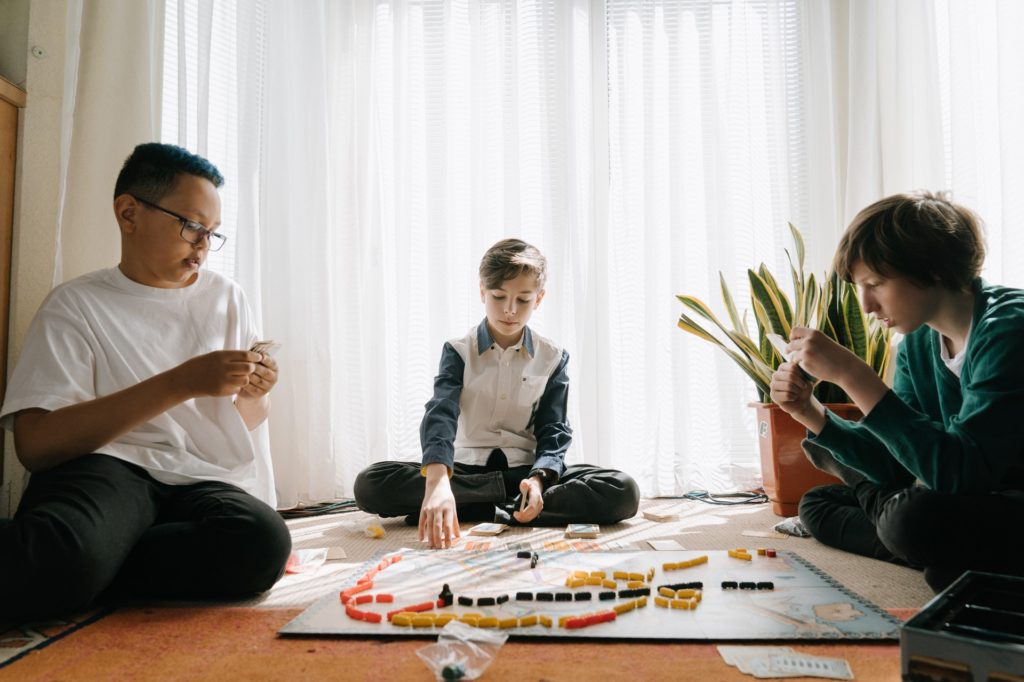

{"left": 468, "top": 522, "right": 508, "bottom": 536}
{"left": 564, "top": 523, "right": 600, "bottom": 539}
{"left": 647, "top": 539, "right": 685, "bottom": 550}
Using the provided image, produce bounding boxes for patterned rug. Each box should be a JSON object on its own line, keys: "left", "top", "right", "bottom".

{"left": 0, "top": 608, "right": 113, "bottom": 669}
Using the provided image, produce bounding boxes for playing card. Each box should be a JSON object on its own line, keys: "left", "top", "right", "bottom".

{"left": 249, "top": 340, "right": 281, "bottom": 357}
{"left": 564, "top": 523, "right": 600, "bottom": 539}
{"left": 647, "top": 539, "right": 685, "bottom": 551}
{"left": 468, "top": 523, "right": 508, "bottom": 536}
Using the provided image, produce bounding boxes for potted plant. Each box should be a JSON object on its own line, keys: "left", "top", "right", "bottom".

{"left": 676, "top": 224, "right": 892, "bottom": 516}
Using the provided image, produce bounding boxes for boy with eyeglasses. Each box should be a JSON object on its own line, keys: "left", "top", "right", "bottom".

{"left": 354, "top": 238, "right": 640, "bottom": 549}
{"left": 0, "top": 143, "right": 290, "bottom": 624}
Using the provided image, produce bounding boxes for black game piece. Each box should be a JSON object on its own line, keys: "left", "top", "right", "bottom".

{"left": 739, "top": 582, "right": 757, "bottom": 590}
{"left": 756, "top": 581, "right": 774, "bottom": 590}
{"left": 530, "top": 552, "right": 539, "bottom": 569}
{"left": 537, "top": 592, "right": 554, "bottom": 602}
{"left": 555, "top": 592, "right": 572, "bottom": 602}
{"left": 458, "top": 596, "right": 473, "bottom": 606}
{"left": 516, "top": 550, "right": 532, "bottom": 559}
{"left": 442, "top": 663, "right": 466, "bottom": 681}
{"left": 599, "top": 591, "right": 616, "bottom": 600}
{"left": 477, "top": 597, "right": 495, "bottom": 606}
{"left": 496, "top": 594, "right": 509, "bottom": 604}
{"left": 574, "top": 592, "right": 592, "bottom": 601}
{"left": 516, "top": 592, "right": 534, "bottom": 601}
{"left": 721, "top": 581, "right": 738, "bottom": 589}
{"left": 438, "top": 583, "right": 454, "bottom": 606}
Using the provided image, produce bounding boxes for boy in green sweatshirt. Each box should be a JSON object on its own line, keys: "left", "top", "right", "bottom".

{"left": 771, "top": 190, "right": 1024, "bottom": 592}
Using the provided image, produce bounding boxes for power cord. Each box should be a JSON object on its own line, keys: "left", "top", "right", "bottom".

{"left": 659, "top": 489, "right": 769, "bottom": 506}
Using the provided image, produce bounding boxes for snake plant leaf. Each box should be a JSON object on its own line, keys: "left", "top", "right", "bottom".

{"left": 758, "top": 265, "right": 794, "bottom": 326}
{"left": 841, "top": 284, "right": 869, "bottom": 360}
{"left": 677, "top": 294, "right": 744, "bottom": 346}
{"left": 677, "top": 314, "right": 771, "bottom": 397}
{"left": 749, "top": 269, "right": 791, "bottom": 337}
{"left": 788, "top": 222, "right": 806, "bottom": 274}
{"left": 720, "top": 272, "right": 747, "bottom": 336}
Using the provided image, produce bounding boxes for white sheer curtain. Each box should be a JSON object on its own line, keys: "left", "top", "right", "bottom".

{"left": 147, "top": 0, "right": 1024, "bottom": 506}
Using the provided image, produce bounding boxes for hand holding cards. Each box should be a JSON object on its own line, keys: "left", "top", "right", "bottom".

{"left": 250, "top": 340, "right": 281, "bottom": 357}
{"left": 766, "top": 333, "right": 813, "bottom": 381}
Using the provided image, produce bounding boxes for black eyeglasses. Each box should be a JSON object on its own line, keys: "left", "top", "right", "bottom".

{"left": 131, "top": 195, "right": 228, "bottom": 252}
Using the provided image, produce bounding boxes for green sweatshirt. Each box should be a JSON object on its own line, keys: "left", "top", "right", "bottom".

{"left": 811, "top": 278, "right": 1024, "bottom": 495}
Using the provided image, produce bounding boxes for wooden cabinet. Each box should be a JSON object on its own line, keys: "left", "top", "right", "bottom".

{"left": 0, "top": 76, "right": 26, "bottom": 470}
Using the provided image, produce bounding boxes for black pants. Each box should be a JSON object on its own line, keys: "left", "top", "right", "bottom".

{"left": 353, "top": 457, "right": 640, "bottom": 526}
{"left": 0, "top": 454, "right": 292, "bottom": 625}
{"left": 799, "top": 481, "right": 1024, "bottom": 591}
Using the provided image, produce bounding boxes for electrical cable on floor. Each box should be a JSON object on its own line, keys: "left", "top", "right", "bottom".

{"left": 659, "top": 489, "right": 769, "bottom": 506}
{"left": 278, "top": 500, "right": 360, "bottom": 519}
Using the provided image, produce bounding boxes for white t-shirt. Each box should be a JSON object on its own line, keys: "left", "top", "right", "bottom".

{"left": 0, "top": 267, "right": 276, "bottom": 506}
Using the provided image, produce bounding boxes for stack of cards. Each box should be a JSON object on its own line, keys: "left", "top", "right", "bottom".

{"left": 564, "top": 523, "right": 600, "bottom": 539}
{"left": 717, "top": 646, "right": 853, "bottom": 679}
{"left": 250, "top": 340, "right": 281, "bottom": 356}
{"left": 468, "top": 523, "right": 508, "bottom": 537}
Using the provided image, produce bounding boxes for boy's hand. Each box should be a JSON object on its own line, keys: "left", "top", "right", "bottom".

{"left": 238, "top": 353, "right": 278, "bottom": 399}
{"left": 787, "top": 327, "right": 860, "bottom": 385}
{"left": 419, "top": 467, "right": 461, "bottom": 549}
{"left": 771, "top": 362, "right": 826, "bottom": 434}
{"left": 513, "top": 475, "right": 544, "bottom": 524}
{"left": 176, "top": 350, "right": 260, "bottom": 398}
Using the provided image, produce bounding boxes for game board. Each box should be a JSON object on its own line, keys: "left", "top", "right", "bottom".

{"left": 279, "top": 549, "right": 901, "bottom": 640}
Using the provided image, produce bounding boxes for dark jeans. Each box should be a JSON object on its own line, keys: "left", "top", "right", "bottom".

{"left": 799, "top": 481, "right": 1024, "bottom": 591}
{"left": 353, "top": 457, "right": 640, "bottom": 526}
{"left": 0, "top": 454, "right": 292, "bottom": 625}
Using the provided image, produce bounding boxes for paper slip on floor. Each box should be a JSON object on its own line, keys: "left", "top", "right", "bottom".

{"left": 717, "top": 646, "right": 853, "bottom": 680}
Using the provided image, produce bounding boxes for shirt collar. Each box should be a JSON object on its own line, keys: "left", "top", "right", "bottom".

{"left": 476, "top": 319, "right": 535, "bottom": 357}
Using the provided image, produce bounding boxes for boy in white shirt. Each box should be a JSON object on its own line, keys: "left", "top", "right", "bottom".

{"left": 0, "top": 143, "right": 290, "bottom": 624}
{"left": 354, "top": 239, "right": 640, "bottom": 548}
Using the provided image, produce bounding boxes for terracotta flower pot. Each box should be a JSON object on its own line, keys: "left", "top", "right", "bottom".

{"left": 752, "top": 402, "right": 863, "bottom": 517}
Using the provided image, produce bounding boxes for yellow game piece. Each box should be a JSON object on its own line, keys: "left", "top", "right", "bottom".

{"left": 539, "top": 615, "right": 553, "bottom": 628}
{"left": 558, "top": 615, "right": 572, "bottom": 628}
{"left": 460, "top": 615, "right": 480, "bottom": 626}
{"left": 477, "top": 617, "right": 499, "bottom": 628}
{"left": 675, "top": 588, "right": 698, "bottom": 599}
{"left": 391, "top": 614, "right": 412, "bottom": 626}
{"left": 647, "top": 568, "right": 655, "bottom": 582}
{"left": 573, "top": 570, "right": 589, "bottom": 579}
{"left": 499, "top": 617, "right": 518, "bottom": 629}
{"left": 627, "top": 580, "right": 645, "bottom": 589}
{"left": 586, "top": 577, "right": 603, "bottom": 586}
{"left": 590, "top": 570, "right": 606, "bottom": 578}
{"left": 670, "top": 599, "right": 691, "bottom": 610}
{"left": 637, "top": 596, "right": 648, "bottom": 608}
{"left": 628, "top": 572, "right": 644, "bottom": 582}
{"left": 519, "top": 615, "right": 538, "bottom": 627}
{"left": 757, "top": 548, "right": 767, "bottom": 556}
{"left": 364, "top": 523, "right": 386, "bottom": 539}
{"left": 412, "top": 615, "right": 435, "bottom": 627}
{"left": 614, "top": 600, "right": 636, "bottom": 615}
{"left": 662, "top": 562, "right": 677, "bottom": 572}
{"left": 654, "top": 596, "right": 669, "bottom": 608}
{"left": 602, "top": 579, "right": 617, "bottom": 589}
{"left": 435, "top": 613, "right": 457, "bottom": 625}
{"left": 659, "top": 586, "right": 677, "bottom": 598}
{"left": 566, "top": 578, "right": 585, "bottom": 588}
{"left": 613, "top": 571, "right": 629, "bottom": 580}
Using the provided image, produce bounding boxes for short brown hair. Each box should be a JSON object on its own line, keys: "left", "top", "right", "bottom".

{"left": 479, "top": 238, "right": 547, "bottom": 290}
{"left": 833, "top": 190, "right": 985, "bottom": 290}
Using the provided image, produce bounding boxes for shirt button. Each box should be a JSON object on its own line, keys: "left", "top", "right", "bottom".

{"left": 500, "top": 394, "right": 507, "bottom": 400}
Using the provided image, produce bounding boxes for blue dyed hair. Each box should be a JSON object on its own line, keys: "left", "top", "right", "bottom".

{"left": 114, "top": 143, "right": 224, "bottom": 202}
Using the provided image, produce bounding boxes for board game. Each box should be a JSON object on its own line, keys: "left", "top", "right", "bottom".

{"left": 280, "top": 549, "right": 900, "bottom": 640}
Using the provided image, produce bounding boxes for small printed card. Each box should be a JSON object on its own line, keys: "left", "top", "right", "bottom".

{"left": 564, "top": 523, "right": 600, "bottom": 539}
{"left": 250, "top": 340, "right": 282, "bottom": 357}
{"left": 468, "top": 523, "right": 508, "bottom": 537}
{"left": 647, "top": 539, "right": 685, "bottom": 551}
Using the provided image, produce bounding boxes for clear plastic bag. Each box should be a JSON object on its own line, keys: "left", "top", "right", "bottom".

{"left": 415, "top": 620, "right": 509, "bottom": 681}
